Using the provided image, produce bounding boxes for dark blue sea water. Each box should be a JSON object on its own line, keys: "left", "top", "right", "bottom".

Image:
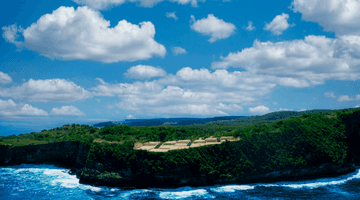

{"left": 1, "top": 164, "right": 360, "bottom": 200}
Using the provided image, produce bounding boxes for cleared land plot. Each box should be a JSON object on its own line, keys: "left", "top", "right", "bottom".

{"left": 143, "top": 141, "right": 161, "bottom": 146}
{"left": 149, "top": 149, "right": 169, "bottom": 152}
{"left": 138, "top": 146, "right": 156, "bottom": 150}
{"left": 134, "top": 136, "right": 240, "bottom": 152}
{"left": 175, "top": 143, "right": 188, "bottom": 146}
{"left": 177, "top": 140, "right": 191, "bottom": 143}
{"left": 163, "top": 141, "right": 177, "bottom": 145}
{"left": 205, "top": 138, "right": 217, "bottom": 142}
{"left": 205, "top": 142, "right": 222, "bottom": 145}
{"left": 159, "top": 145, "right": 173, "bottom": 149}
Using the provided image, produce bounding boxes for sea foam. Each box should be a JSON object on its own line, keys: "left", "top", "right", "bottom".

{"left": 210, "top": 185, "right": 255, "bottom": 193}
{"left": 259, "top": 169, "right": 360, "bottom": 189}
{"left": 159, "top": 189, "right": 215, "bottom": 199}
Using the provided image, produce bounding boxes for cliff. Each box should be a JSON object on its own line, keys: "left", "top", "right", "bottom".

{"left": 75, "top": 142, "right": 356, "bottom": 188}
{"left": 1, "top": 110, "right": 360, "bottom": 188}
{"left": 0, "top": 141, "right": 90, "bottom": 168}
{"left": 0, "top": 141, "right": 357, "bottom": 188}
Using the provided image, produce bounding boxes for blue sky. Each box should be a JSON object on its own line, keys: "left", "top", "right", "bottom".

{"left": 1, "top": 0, "right": 360, "bottom": 135}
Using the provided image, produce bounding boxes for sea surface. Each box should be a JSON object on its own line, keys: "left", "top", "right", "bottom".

{"left": 1, "top": 164, "right": 360, "bottom": 200}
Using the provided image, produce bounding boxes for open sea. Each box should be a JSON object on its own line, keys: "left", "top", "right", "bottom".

{"left": 1, "top": 164, "right": 360, "bottom": 199}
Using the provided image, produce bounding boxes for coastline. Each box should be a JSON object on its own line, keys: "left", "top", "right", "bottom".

{"left": 72, "top": 162, "right": 357, "bottom": 189}
{"left": 0, "top": 159, "right": 356, "bottom": 189}
{"left": 1, "top": 110, "right": 360, "bottom": 189}
{"left": 2, "top": 163, "right": 360, "bottom": 200}
{"left": 0, "top": 141, "right": 358, "bottom": 189}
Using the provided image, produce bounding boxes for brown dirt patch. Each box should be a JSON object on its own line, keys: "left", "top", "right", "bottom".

{"left": 93, "top": 139, "right": 124, "bottom": 144}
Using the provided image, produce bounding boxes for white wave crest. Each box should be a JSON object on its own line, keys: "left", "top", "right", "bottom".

{"left": 80, "top": 185, "right": 103, "bottom": 191}
{"left": 210, "top": 185, "right": 255, "bottom": 193}
{"left": 43, "top": 169, "right": 63, "bottom": 175}
{"left": 260, "top": 169, "right": 360, "bottom": 189}
{"left": 159, "top": 189, "right": 215, "bottom": 199}
{"left": 117, "top": 189, "right": 150, "bottom": 199}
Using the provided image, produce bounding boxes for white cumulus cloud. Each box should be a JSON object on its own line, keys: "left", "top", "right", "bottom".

{"left": 92, "top": 67, "right": 276, "bottom": 115}
{"left": 215, "top": 103, "right": 243, "bottom": 111}
{"left": 2, "top": 24, "right": 22, "bottom": 46}
{"left": 264, "top": 13, "right": 291, "bottom": 35}
{"left": 0, "top": 99, "right": 48, "bottom": 118}
{"left": 249, "top": 105, "right": 270, "bottom": 114}
{"left": 0, "top": 72, "right": 12, "bottom": 85}
{"left": 291, "top": 0, "right": 360, "bottom": 36}
{"left": 172, "top": 46, "right": 187, "bottom": 55}
{"left": 166, "top": 11, "right": 178, "bottom": 20}
{"left": 278, "top": 108, "right": 293, "bottom": 111}
{"left": 190, "top": 14, "right": 236, "bottom": 43}
{"left": 324, "top": 91, "right": 336, "bottom": 98}
{"left": 125, "top": 65, "right": 167, "bottom": 79}
{"left": 337, "top": 95, "right": 354, "bottom": 102}
{"left": 0, "top": 78, "right": 92, "bottom": 103}
{"left": 172, "top": 0, "right": 200, "bottom": 7}
{"left": 245, "top": 21, "right": 255, "bottom": 31}
{"left": 337, "top": 94, "right": 360, "bottom": 102}
{"left": 2, "top": 6, "right": 166, "bottom": 63}
{"left": 72, "top": 0, "right": 202, "bottom": 10}
{"left": 50, "top": 105, "right": 86, "bottom": 116}
{"left": 73, "top": 0, "right": 126, "bottom": 10}
{"left": 212, "top": 35, "right": 360, "bottom": 88}
{"left": 127, "top": 114, "right": 135, "bottom": 119}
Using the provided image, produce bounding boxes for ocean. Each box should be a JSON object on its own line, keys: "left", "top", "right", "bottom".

{"left": 1, "top": 164, "right": 360, "bottom": 199}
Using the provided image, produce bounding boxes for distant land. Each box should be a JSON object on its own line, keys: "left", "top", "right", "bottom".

{"left": 93, "top": 116, "right": 245, "bottom": 127}
{"left": 92, "top": 108, "right": 341, "bottom": 128}
{"left": 1, "top": 108, "right": 354, "bottom": 137}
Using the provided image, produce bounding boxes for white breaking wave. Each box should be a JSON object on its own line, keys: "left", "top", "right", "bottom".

{"left": 259, "top": 169, "right": 360, "bottom": 189}
{"left": 159, "top": 189, "right": 215, "bottom": 199}
{"left": 117, "top": 189, "right": 151, "bottom": 199}
{"left": 2, "top": 164, "right": 103, "bottom": 191}
{"left": 44, "top": 168, "right": 104, "bottom": 191}
{"left": 2, "top": 164, "right": 360, "bottom": 199}
{"left": 210, "top": 185, "right": 255, "bottom": 193}
{"left": 1, "top": 164, "right": 155, "bottom": 200}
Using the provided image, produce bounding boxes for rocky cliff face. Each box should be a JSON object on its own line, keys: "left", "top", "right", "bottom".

{"left": 0, "top": 141, "right": 90, "bottom": 168}
{"left": 76, "top": 149, "right": 356, "bottom": 188}
{"left": 0, "top": 145, "right": 12, "bottom": 165}
{"left": 0, "top": 141, "right": 357, "bottom": 188}
{"left": 342, "top": 111, "right": 360, "bottom": 163}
